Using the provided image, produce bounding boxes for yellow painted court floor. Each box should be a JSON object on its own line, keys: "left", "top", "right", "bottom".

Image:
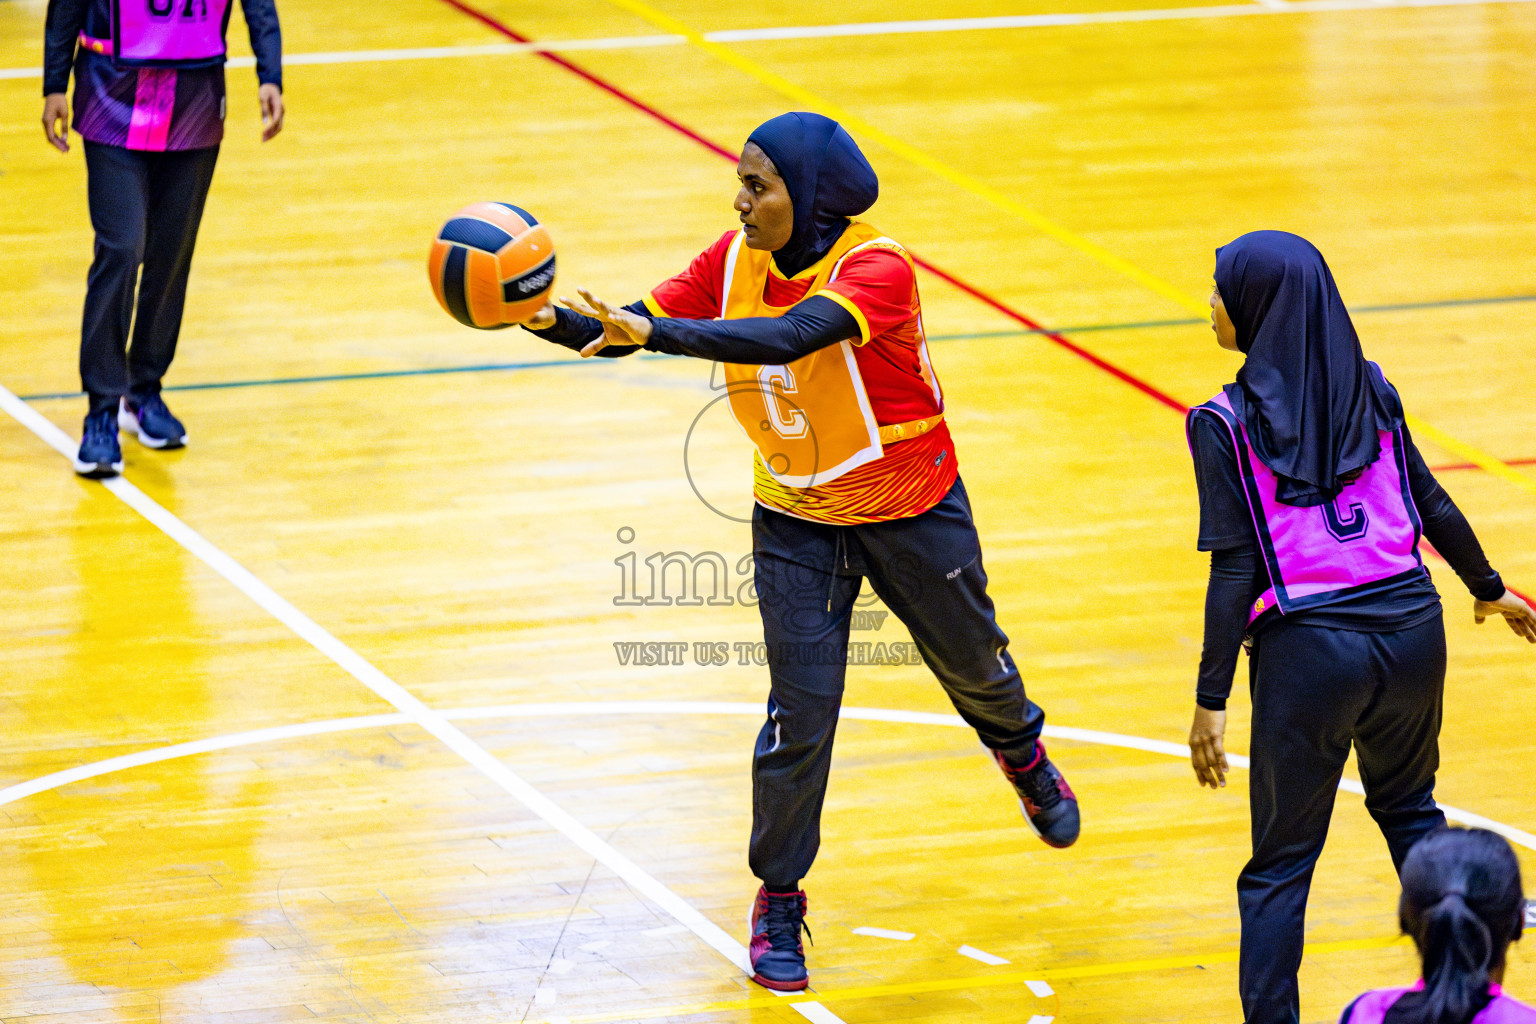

{"left": 1, "top": 0, "right": 1534, "bottom": 1021}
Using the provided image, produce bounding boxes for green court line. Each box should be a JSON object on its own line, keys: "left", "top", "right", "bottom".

{"left": 16, "top": 292, "right": 1535, "bottom": 402}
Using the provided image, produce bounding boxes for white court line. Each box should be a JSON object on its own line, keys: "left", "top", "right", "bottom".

{"left": 852, "top": 926, "right": 916, "bottom": 941}
{"left": 4, "top": 698, "right": 1534, "bottom": 856}
{"left": 958, "top": 944, "right": 1011, "bottom": 965}
{"left": 3, "top": 0, "right": 1534, "bottom": 79}
{"left": 0, "top": 384, "right": 847, "bottom": 1024}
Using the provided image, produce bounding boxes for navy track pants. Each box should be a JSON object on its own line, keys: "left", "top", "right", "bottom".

{"left": 1239, "top": 611, "right": 1448, "bottom": 1024}
{"left": 81, "top": 140, "right": 220, "bottom": 409}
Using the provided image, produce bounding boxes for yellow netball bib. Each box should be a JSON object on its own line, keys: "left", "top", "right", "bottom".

{"left": 716, "top": 222, "right": 911, "bottom": 488}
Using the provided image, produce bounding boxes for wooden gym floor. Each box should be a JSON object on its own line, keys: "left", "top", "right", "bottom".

{"left": 1, "top": 0, "right": 1534, "bottom": 1021}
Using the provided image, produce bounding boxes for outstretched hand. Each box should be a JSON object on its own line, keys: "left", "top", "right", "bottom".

{"left": 560, "top": 287, "right": 652, "bottom": 357}
{"left": 1189, "top": 705, "right": 1229, "bottom": 789}
{"left": 1475, "top": 589, "right": 1536, "bottom": 643}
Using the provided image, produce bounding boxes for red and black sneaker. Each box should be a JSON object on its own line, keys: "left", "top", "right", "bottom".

{"left": 748, "top": 886, "right": 810, "bottom": 991}
{"left": 995, "top": 741, "right": 1080, "bottom": 848}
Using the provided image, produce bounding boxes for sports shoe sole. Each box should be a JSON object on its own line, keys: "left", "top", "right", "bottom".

{"left": 1017, "top": 796, "right": 1078, "bottom": 849}
{"left": 73, "top": 455, "right": 122, "bottom": 478}
{"left": 118, "top": 406, "right": 187, "bottom": 449}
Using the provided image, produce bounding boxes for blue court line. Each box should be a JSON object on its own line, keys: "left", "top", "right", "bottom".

{"left": 16, "top": 292, "right": 1536, "bottom": 402}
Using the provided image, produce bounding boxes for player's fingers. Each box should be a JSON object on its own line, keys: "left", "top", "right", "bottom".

{"left": 578, "top": 336, "right": 607, "bottom": 358}
{"left": 559, "top": 294, "right": 599, "bottom": 319}
{"left": 262, "top": 97, "right": 284, "bottom": 140}
{"left": 1197, "top": 737, "right": 1220, "bottom": 779}
{"left": 1191, "top": 745, "right": 1215, "bottom": 787}
{"left": 1202, "top": 740, "right": 1226, "bottom": 787}
{"left": 577, "top": 287, "right": 611, "bottom": 318}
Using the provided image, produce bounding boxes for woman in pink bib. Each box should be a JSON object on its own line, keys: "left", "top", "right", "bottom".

{"left": 1341, "top": 827, "right": 1533, "bottom": 1024}
{"left": 41, "top": 0, "right": 285, "bottom": 477}
{"left": 1183, "top": 231, "right": 1536, "bottom": 1024}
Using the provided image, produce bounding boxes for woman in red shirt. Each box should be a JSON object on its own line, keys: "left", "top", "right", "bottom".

{"left": 523, "top": 111, "right": 1079, "bottom": 992}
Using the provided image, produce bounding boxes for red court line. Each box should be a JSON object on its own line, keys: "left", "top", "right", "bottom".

{"left": 438, "top": 0, "right": 1524, "bottom": 470}
{"left": 912, "top": 260, "right": 1188, "bottom": 413}
{"left": 439, "top": 0, "right": 1536, "bottom": 606}
{"left": 1431, "top": 457, "right": 1536, "bottom": 473}
{"left": 434, "top": 0, "right": 1191, "bottom": 415}
{"left": 434, "top": 0, "right": 737, "bottom": 162}
{"left": 1421, "top": 541, "right": 1533, "bottom": 606}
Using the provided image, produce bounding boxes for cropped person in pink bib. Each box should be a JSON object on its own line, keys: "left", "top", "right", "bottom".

{"left": 1182, "top": 231, "right": 1536, "bottom": 1024}
{"left": 41, "top": 0, "right": 284, "bottom": 478}
{"left": 1341, "top": 827, "right": 1534, "bottom": 1024}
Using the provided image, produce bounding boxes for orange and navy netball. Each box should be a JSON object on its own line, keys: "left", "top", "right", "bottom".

{"left": 428, "top": 202, "right": 555, "bottom": 329}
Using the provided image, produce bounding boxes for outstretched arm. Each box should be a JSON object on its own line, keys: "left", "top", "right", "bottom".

{"left": 527, "top": 290, "right": 860, "bottom": 363}
{"left": 521, "top": 298, "right": 651, "bottom": 358}
{"left": 645, "top": 295, "right": 857, "bottom": 363}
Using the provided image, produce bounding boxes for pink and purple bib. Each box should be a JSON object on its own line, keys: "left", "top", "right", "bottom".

{"left": 1189, "top": 366, "right": 1428, "bottom": 626}
{"left": 107, "top": 0, "right": 231, "bottom": 67}
{"left": 1343, "top": 984, "right": 1536, "bottom": 1023}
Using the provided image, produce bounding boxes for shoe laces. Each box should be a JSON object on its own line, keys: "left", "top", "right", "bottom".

{"left": 135, "top": 393, "right": 170, "bottom": 419}
{"left": 761, "top": 892, "right": 811, "bottom": 950}
{"left": 1012, "top": 747, "right": 1064, "bottom": 813}
{"left": 85, "top": 406, "right": 117, "bottom": 439}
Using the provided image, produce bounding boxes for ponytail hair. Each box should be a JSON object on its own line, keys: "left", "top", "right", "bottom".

{"left": 1391, "top": 828, "right": 1525, "bottom": 1024}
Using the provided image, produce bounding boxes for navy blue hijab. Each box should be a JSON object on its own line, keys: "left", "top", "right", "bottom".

{"left": 746, "top": 112, "right": 879, "bottom": 278}
{"left": 1216, "top": 231, "right": 1402, "bottom": 507}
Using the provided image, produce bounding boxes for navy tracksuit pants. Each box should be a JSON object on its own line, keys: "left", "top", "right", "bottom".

{"left": 81, "top": 140, "right": 220, "bottom": 411}
{"left": 1239, "top": 612, "right": 1447, "bottom": 1024}
{"left": 747, "top": 476, "right": 1045, "bottom": 887}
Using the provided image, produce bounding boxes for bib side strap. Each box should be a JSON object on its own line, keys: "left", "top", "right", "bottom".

{"left": 878, "top": 413, "right": 943, "bottom": 445}
{"left": 79, "top": 32, "right": 114, "bottom": 56}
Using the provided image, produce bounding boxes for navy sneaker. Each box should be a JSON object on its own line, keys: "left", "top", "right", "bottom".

{"left": 748, "top": 887, "right": 810, "bottom": 991}
{"left": 996, "top": 741, "right": 1080, "bottom": 848}
{"left": 119, "top": 394, "right": 187, "bottom": 449}
{"left": 73, "top": 406, "right": 123, "bottom": 478}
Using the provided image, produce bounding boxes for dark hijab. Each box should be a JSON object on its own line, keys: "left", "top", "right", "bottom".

{"left": 1216, "top": 230, "right": 1403, "bottom": 507}
{"left": 746, "top": 112, "right": 879, "bottom": 278}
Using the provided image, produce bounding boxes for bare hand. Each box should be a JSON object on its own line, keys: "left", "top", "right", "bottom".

{"left": 560, "top": 287, "right": 652, "bottom": 357}
{"left": 522, "top": 301, "right": 557, "bottom": 331}
{"left": 259, "top": 83, "right": 284, "bottom": 141}
{"left": 42, "top": 93, "right": 70, "bottom": 153}
{"left": 1190, "top": 706, "right": 1229, "bottom": 789}
{"left": 1475, "top": 589, "right": 1536, "bottom": 643}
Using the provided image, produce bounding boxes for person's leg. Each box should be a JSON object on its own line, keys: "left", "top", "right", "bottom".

{"left": 1353, "top": 610, "right": 1449, "bottom": 873}
{"left": 854, "top": 478, "right": 1044, "bottom": 756}
{"left": 127, "top": 145, "right": 219, "bottom": 403}
{"left": 80, "top": 142, "right": 150, "bottom": 409}
{"left": 1239, "top": 623, "right": 1373, "bottom": 1024}
{"left": 746, "top": 504, "right": 860, "bottom": 990}
{"left": 748, "top": 504, "right": 861, "bottom": 889}
{"left": 853, "top": 477, "right": 1072, "bottom": 844}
